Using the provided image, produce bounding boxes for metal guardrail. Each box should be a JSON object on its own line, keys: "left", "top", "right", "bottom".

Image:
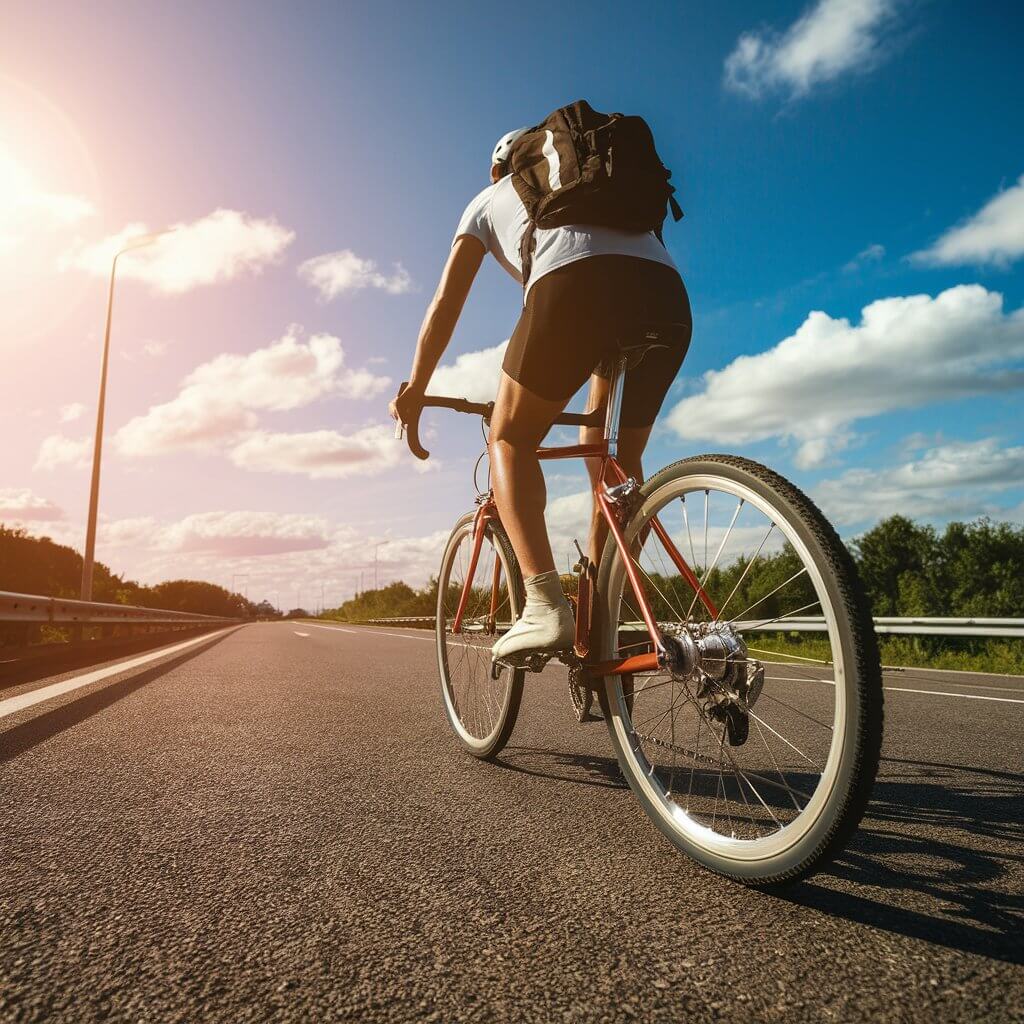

{"left": 0, "top": 590, "right": 239, "bottom": 628}
{"left": 349, "top": 615, "right": 1024, "bottom": 639}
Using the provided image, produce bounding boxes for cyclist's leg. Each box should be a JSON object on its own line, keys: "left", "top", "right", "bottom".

{"left": 489, "top": 371, "right": 577, "bottom": 660}
{"left": 494, "top": 260, "right": 610, "bottom": 577}
{"left": 489, "top": 370, "right": 568, "bottom": 578}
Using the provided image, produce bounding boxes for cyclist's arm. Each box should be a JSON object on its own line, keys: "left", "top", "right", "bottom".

{"left": 404, "top": 235, "right": 486, "bottom": 396}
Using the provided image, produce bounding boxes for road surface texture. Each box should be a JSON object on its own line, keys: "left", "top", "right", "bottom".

{"left": 1, "top": 622, "right": 1021, "bottom": 1023}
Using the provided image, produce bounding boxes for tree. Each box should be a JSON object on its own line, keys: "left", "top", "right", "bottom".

{"left": 938, "top": 518, "right": 1024, "bottom": 616}
{"left": 0, "top": 525, "right": 253, "bottom": 617}
{"left": 850, "top": 516, "right": 941, "bottom": 616}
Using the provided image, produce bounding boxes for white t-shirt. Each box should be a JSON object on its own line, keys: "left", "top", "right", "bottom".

{"left": 452, "top": 176, "right": 676, "bottom": 298}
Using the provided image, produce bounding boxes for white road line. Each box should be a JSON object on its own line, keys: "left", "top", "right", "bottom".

{"left": 293, "top": 631, "right": 310, "bottom": 637}
{"left": 884, "top": 686, "right": 1024, "bottom": 705}
{"left": 769, "top": 675, "right": 836, "bottom": 685}
{"left": 0, "top": 627, "right": 236, "bottom": 721}
{"left": 306, "top": 622, "right": 432, "bottom": 642}
{"left": 302, "top": 627, "right": 1024, "bottom": 704}
{"left": 767, "top": 674, "right": 1024, "bottom": 703}
{"left": 359, "top": 629, "right": 433, "bottom": 643}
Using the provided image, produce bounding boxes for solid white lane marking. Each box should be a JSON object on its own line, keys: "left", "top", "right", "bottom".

{"left": 305, "top": 628, "right": 1024, "bottom": 703}
{"left": 305, "top": 622, "right": 431, "bottom": 642}
{"left": 769, "top": 675, "right": 835, "bottom": 685}
{"left": 768, "top": 676, "right": 1024, "bottom": 704}
{"left": 0, "top": 627, "right": 236, "bottom": 721}
{"left": 358, "top": 629, "right": 433, "bottom": 643}
{"left": 293, "top": 631, "right": 310, "bottom": 637}
{"left": 883, "top": 686, "right": 1024, "bottom": 705}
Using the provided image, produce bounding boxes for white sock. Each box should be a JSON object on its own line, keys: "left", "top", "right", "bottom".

{"left": 492, "top": 570, "right": 575, "bottom": 660}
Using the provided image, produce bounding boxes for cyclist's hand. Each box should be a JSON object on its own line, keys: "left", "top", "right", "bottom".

{"left": 389, "top": 381, "right": 423, "bottom": 427}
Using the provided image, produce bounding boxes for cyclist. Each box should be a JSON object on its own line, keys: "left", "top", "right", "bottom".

{"left": 389, "top": 126, "right": 692, "bottom": 664}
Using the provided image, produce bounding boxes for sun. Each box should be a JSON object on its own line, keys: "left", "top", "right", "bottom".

{"left": 0, "top": 75, "right": 100, "bottom": 342}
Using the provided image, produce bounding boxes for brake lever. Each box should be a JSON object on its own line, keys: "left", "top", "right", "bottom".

{"left": 396, "top": 381, "right": 430, "bottom": 461}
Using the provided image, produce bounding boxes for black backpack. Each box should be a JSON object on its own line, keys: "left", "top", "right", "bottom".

{"left": 507, "top": 99, "right": 683, "bottom": 287}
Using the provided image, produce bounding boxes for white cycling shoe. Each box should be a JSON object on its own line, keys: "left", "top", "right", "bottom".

{"left": 492, "top": 570, "right": 575, "bottom": 665}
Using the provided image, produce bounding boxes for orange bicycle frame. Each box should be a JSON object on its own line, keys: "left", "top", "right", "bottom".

{"left": 449, "top": 441, "right": 717, "bottom": 680}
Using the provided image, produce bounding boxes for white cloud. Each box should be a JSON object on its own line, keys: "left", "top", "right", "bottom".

{"left": 665, "top": 284, "right": 1024, "bottom": 464}
{"left": 299, "top": 249, "right": 413, "bottom": 299}
{"left": 843, "top": 242, "right": 885, "bottom": 272}
{"left": 116, "top": 329, "right": 390, "bottom": 457}
{"left": 97, "top": 517, "right": 159, "bottom": 548}
{"left": 0, "top": 488, "right": 64, "bottom": 522}
{"left": 60, "top": 208, "right": 294, "bottom": 294}
{"left": 913, "top": 174, "right": 1024, "bottom": 268}
{"left": 724, "top": 0, "right": 898, "bottom": 99}
{"left": 428, "top": 340, "right": 509, "bottom": 403}
{"left": 0, "top": 146, "right": 95, "bottom": 254}
{"left": 159, "top": 511, "right": 333, "bottom": 557}
{"left": 59, "top": 402, "right": 86, "bottom": 423}
{"left": 35, "top": 433, "right": 91, "bottom": 471}
{"left": 228, "top": 425, "right": 406, "bottom": 480}
{"left": 143, "top": 340, "right": 168, "bottom": 358}
{"left": 815, "top": 438, "right": 1024, "bottom": 527}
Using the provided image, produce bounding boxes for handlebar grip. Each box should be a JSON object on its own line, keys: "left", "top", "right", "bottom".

{"left": 397, "top": 382, "right": 430, "bottom": 461}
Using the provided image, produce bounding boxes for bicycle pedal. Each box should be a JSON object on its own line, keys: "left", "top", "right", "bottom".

{"left": 492, "top": 650, "right": 564, "bottom": 674}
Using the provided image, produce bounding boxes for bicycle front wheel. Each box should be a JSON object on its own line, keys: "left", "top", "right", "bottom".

{"left": 437, "top": 511, "right": 525, "bottom": 758}
{"left": 595, "top": 455, "right": 883, "bottom": 885}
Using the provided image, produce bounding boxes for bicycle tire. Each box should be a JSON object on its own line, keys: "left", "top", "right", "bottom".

{"left": 594, "top": 454, "right": 883, "bottom": 886}
{"left": 436, "top": 511, "right": 526, "bottom": 759}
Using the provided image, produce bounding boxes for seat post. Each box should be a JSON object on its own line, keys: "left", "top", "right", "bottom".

{"left": 603, "top": 355, "right": 628, "bottom": 458}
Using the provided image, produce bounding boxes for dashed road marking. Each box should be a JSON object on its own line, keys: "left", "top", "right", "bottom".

{"left": 293, "top": 631, "right": 310, "bottom": 637}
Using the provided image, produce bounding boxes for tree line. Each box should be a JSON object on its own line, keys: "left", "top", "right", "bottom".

{"left": 0, "top": 525, "right": 255, "bottom": 619}
{"left": 324, "top": 516, "right": 1024, "bottom": 621}
{"left": 321, "top": 516, "right": 1024, "bottom": 673}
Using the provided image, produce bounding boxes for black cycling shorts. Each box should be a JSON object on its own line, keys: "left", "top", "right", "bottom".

{"left": 502, "top": 255, "right": 692, "bottom": 428}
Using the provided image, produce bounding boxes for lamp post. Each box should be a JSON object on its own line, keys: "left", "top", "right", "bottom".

{"left": 80, "top": 230, "right": 173, "bottom": 601}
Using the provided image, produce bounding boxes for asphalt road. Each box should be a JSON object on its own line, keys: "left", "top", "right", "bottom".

{"left": 1, "top": 622, "right": 1021, "bottom": 1023}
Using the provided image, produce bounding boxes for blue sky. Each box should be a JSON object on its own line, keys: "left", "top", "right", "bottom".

{"left": 2, "top": 0, "right": 1023, "bottom": 605}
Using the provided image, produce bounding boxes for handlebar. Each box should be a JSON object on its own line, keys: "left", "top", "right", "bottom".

{"left": 393, "top": 382, "right": 604, "bottom": 461}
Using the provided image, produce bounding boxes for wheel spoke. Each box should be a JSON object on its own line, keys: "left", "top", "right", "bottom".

{"left": 728, "top": 567, "right": 809, "bottom": 624}
{"left": 687, "top": 498, "right": 744, "bottom": 620}
{"left": 715, "top": 523, "right": 776, "bottom": 623}
{"left": 602, "top": 466, "right": 859, "bottom": 867}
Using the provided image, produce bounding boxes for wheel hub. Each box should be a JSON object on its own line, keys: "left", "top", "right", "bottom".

{"left": 659, "top": 623, "right": 765, "bottom": 747}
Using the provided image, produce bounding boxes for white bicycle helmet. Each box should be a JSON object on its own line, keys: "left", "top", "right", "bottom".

{"left": 491, "top": 127, "right": 529, "bottom": 166}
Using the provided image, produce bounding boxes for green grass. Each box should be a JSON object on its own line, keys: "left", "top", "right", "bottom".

{"left": 748, "top": 632, "right": 1024, "bottom": 676}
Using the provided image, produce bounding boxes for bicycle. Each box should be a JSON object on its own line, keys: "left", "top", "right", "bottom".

{"left": 395, "top": 333, "right": 883, "bottom": 886}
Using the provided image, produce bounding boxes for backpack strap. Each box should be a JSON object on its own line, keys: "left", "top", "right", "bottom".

{"left": 519, "top": 220, "right": 538, "bottom": 293}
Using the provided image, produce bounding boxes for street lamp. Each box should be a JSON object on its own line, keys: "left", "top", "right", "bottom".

{"left": 80, "top": 229, "right": 173, "bottom": 601}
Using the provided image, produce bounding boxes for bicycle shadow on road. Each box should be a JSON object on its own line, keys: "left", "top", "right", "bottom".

{"left": 789, "top": 756, "right": 1024, "bottom": 965}
{"left": 491, "top": 745, "right": 629, "bottom": 790}
{"left": 0, "top": 629, "right": 238, "bottom": 764}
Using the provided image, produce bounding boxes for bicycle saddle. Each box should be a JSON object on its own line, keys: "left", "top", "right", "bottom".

{"left": 615, "top": 322, "right": 688, "bottom": 369}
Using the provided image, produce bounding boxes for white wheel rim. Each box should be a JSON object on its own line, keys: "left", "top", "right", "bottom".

{"left": 436, "top": 522, "right": 519, "bottom": 751}
{"left": 603, "top": 473, "right": 849, "bottom": 864}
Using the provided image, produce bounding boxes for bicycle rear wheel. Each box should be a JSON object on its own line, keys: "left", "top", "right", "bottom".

{"left": 437, "top": 511, "right": 525, "bottom": 758}
{"left": 595, "top": 455, "right": 883, "bottom": 885}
